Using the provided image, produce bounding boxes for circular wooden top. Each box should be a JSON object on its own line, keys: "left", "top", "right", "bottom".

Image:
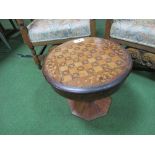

{"left": 43, "top": 37, "right": 132, "bottom": 91}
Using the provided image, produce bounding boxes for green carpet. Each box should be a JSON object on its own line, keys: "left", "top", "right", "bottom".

{"left": 0, "top": 20, "right": 155, "bottom": 134}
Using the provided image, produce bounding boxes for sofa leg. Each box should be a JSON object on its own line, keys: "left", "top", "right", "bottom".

{"left": 30, "top": 47, "right": 42, "bottom": 69}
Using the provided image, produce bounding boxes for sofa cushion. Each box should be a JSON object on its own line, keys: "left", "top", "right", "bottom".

{"left": 27, "top": 19, "right": 91, "bottom": 43}
{"left": 110, "top": 19, "right": 155, "bottom": 48}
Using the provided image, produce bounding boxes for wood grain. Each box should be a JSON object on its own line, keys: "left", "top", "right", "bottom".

{"left": 68, "top": 97, "right": 111, "bottom": 120}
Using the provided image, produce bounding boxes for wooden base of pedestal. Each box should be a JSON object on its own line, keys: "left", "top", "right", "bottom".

{"left": 68, "top": 97, "right": 111, "bottom": 120}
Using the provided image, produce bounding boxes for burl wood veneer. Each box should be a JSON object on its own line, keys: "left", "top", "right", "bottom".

{"left": 42, "top": 37, "right": 132, "bottom": 120}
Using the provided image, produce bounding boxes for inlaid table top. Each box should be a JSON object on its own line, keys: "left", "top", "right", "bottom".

{"left": 43, "top": 37, "right": 132, "bottom": 93}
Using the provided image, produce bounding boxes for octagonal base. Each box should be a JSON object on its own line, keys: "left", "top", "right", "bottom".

{"left": 68, "top": 97, "right": 111, "bottom": 120}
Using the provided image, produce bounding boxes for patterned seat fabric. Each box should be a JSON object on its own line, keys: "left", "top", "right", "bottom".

{"left": 110, "top": 19, "right": 155, "bottom": 49}
{"left": 27, "top": 19, "right": 91, "bottom": 43}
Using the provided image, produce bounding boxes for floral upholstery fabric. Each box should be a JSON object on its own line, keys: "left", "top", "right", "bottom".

{"left": 110, "top": 19, "right": 155, "bottom": 48}
{"left": 27, "top": 19, "right": 91, "bottom": 43}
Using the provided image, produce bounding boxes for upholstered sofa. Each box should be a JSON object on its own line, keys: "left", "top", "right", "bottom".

{"left": 105, "top": 19, "right": 155, "bottom": 70}
{"left": 16, "top": 19, "right": 96, "bottom": 69}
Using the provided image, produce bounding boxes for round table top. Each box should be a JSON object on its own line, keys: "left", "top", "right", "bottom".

{"left": 43, "top": 37, "right": 132, "bottom": 93}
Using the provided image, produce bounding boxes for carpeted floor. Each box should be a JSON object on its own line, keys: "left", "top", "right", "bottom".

{"left": 0, "top": 19, "right": 155, "bottom": 135}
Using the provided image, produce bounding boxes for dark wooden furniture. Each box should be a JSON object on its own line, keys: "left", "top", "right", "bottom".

{"left": 104, "top": 19, "right": 155, "bottom": 70}
{"left": 0, "top": 19, "right": 18, "bottom": 49}
{"left": 42, "top": 37, "right": 132, "bottom": 120}
{"left": 0, "top": 20, "right": 18, "bottom": 38}
{"left": 16, "top": 19, "right": 96, "bottom": 69}
{"left": 0, "top": 29, "right": 11, "bottom": 49}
